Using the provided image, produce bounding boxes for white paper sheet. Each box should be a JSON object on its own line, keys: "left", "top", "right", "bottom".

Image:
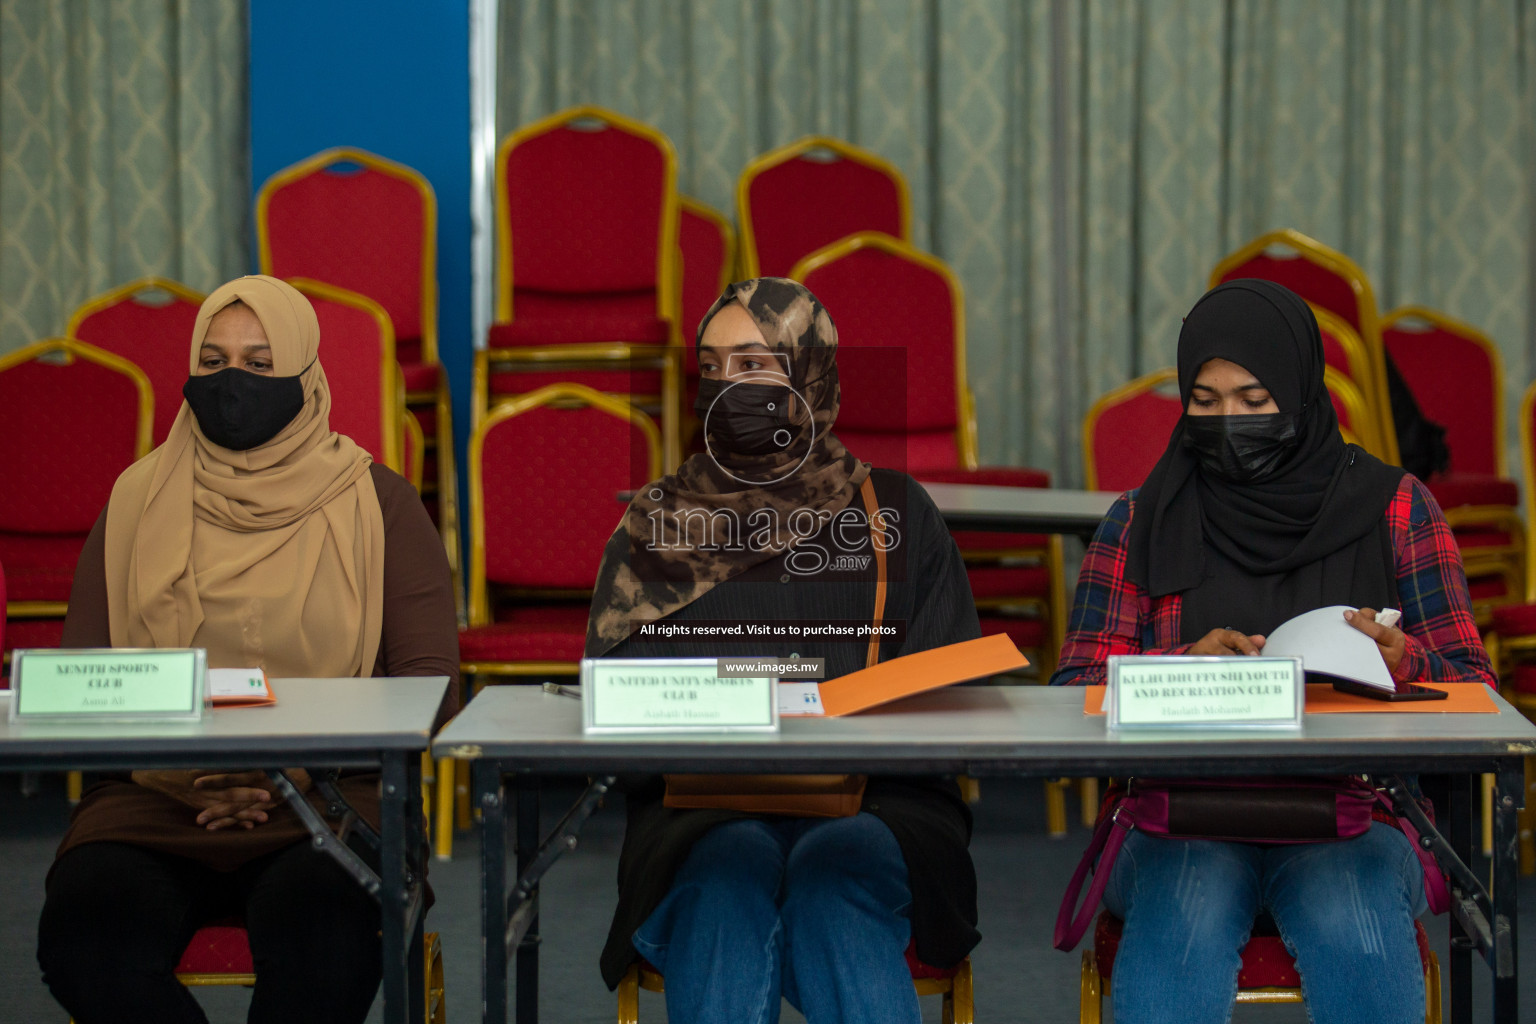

{"left": 1263, "top": 605, "right": 1396, "bottom": 691}
{"left": 777, "top": 682, "right": 825, "bottom": 717}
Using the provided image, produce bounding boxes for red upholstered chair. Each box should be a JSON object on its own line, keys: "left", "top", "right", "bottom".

{"left": 791, "top": 232, "right": 1063, "bottom": 668}
{"left": 479, "top": 106, "right": 682, "bottom": 465}
{"left": 737, "top": 136, "right": 910, "bottom": 278}
{"left": 441, "top": 383, "right": 662, "bottom": 856}
{"left": 68, "top": 925, "right": 445, "bottom": 1024}
{"left": 286, "top": 279, "right": 407, "bottom": 480}
{"left": 1082, "top": 369, "right": 1181, "bottom": 494}
{"left": 1210, "top": 228, "right": 1398, "bottom": 464}
{"left": 1080, "top": 911, "right": 1440, "bottom": 1023}
{"left": 1383, "top": 306, "right": 1522, "bottom": 614}
{"left": 257, "top": 147, "right": 459, "bottom": 602}
{"left": 618, "top": 948, "right": 974, "bottom": 1024}
{"left": 0, "top": 339, "right": 151, "bottom": 660}
{"left": 66, "top": 277, "right": 205, "bottom": 446}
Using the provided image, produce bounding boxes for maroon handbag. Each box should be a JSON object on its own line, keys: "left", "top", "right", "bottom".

{"left": 1053, "top": 775, "right": 1449, "bottom": 950}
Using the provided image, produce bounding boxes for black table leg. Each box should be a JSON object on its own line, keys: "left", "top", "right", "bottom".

{"left": 380, "top": 751, "right": 425, "bottom": 1024}
{"left": 1492, "top": 762, "right": 1522, "bottom": 1024}
{"left": 478, "top": 759, "right": 508, "bottom": 1024}
{"left": 515, "top": 777, "right": 540, "bottom": 1024}
{"left": 1450, "top": 774, "right": 1474, "bottom": 1024}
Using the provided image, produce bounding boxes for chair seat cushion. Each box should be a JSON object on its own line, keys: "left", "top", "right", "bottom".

{"left": 1428, "top": 473, "right": 1519, "bottom": 509}
{"left": 459, "top": 605, "right": 590, "bottom": 664}
{"left": 1491, "top": 602, "right": 1536, "bottom": 636}
{"left": 1453, "top": 527, "right": 1517, "bottom": 550}
{"left": 976, "top": 614, "right": 1048, "bottom": 651}
{"left": 400, "top": 361, "right": 441, "bottom": 393}
{"left": 1512, "top": 663, "right": 1536, "bottom": 694}
{"left": 175, "top": 924, "right": 254, "bottom": 974}
{"left": 488, "top": 290, "right": 670, "bottom": 346}
{"left": 966, "top": 565, "right": 1052, "bottom": 599}
{"left": 0, "top": 533, "right": 88, "bottom": 602}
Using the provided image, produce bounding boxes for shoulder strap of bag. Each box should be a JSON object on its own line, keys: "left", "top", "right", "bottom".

{"left": 860, "top": 476, "right": 887, "bottom": 669}
{"left": 1053, "top": 799, "right": 1133, "bottom": 950}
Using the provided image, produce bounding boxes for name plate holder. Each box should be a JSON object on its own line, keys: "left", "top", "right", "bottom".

{"left": 8, "top": 648, "right": 206, "bottom": 723}
{"left": 581, "top": 658, "right": 779, "bottom": 734}
{"left": 1106, "top": 655, "right": 1303, "bottom": 730}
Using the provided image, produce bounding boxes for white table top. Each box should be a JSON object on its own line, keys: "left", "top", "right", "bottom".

{"left": 0, "top": 677, "right": 449, "bottom": 770}
{"left": 433, "top": 684, "right": 1536, "bottom": 776}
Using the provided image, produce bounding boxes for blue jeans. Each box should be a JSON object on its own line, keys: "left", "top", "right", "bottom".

{"left": 1103, "top": 821, "right": 1428, "bottom": 1024}
{"left": 632, "top": 813, "right": 918, "bottom": 1024}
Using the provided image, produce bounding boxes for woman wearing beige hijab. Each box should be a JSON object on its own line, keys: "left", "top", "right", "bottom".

{"left": 36, "top": 276, "right": 458, "bottom": 1024}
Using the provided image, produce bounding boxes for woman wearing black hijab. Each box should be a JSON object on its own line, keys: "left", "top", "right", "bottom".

{"left": 1052, "top": 280, "right": 1493, "bottom": 1024}
{"left": 587, "top": 279, "right": 982, "bottom": 1024}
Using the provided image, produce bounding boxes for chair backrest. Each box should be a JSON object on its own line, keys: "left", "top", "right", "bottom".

{"left": 468, "top": 383, "right": 661, "bottom": 624}
{"left": 0, "top": 339, "right": 152, "bottom": 534}
{"left": 738, "top": 136, "right": 910, "bottom": 278}
{"left": 66, "top": 277, "right": 205, "bottom": 446}
{"left": 790, "top": 232, "right": 972, "bottom": 474}
{"left": 1324, "top": 366, "right": 1380, "bottom": 456}
{"left": 1082, "top": 369, "right": 1182, "bottom": 493}
{"left": 1209, "top": 228, "right": 1397, "bottom": 464}
{"left": 678, "top": 197, "right": 735, "bottom": 347}
{"left": 286, "top": 279, "right": 402, "bottom": 475}
{"left": 497, "top": 106, "right": 678, "bottom": 323}
{"left": 1382, "top": 306, "right": 1504, "bottom": 477}
{"left": 257, "top": 147, "right": 439, "bottom": 365}
{"left": 1311, "top": 305, "right": 1374, "bottom": 398}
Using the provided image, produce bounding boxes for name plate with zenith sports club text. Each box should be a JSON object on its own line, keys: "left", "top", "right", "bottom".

{"left": 581, "top": 658, "right": 779, "bottom": 734}
{"left": 9, "top": 648, "right": 206, "bottom": 722}
{"left": 1106, "top": 655, "right": 1303, "bottom": 730}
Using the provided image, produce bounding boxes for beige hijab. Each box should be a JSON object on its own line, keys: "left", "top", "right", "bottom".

{"left": 103, "top": 275, "right": 385, "bottom": 678}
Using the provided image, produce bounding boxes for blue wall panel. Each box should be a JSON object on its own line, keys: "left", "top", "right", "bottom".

{"left": 249, "top": 0, "right": 473, "bottom": 564}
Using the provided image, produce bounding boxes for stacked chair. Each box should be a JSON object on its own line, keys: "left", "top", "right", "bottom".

{"left": 256, "top": 147, "right": 457, "bottom": 595}
{"left": 67, "top": 277, "right": 205, "bottom": 445}
{"left": 476, "top": 106, "right": 683, "bottom": 465}
{"left": 0, "top": 339, "right": 152, "bottom": 661}
{"left": 442, "top": 383, "right": 663, "bottom": 857}
{"left": 737, "top": 135, "right": 910, "bottom": 278}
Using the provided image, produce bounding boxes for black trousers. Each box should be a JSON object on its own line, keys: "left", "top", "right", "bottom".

{"left": 38, "top": 840, "right": 382, "bottom": 1024}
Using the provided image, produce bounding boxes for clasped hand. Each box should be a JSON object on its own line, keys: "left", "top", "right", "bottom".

{"left": 130, "top": 768, "right": 313, "bottom": 831}
{"left": 1187, "top": 607, "right": 1404, "bottom": 674}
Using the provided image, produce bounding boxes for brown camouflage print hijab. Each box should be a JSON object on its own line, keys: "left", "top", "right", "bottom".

{"left": 586, "top": 278, "right": 871, "bottom": 655}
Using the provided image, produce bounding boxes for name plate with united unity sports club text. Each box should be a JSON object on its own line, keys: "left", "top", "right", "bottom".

{"left": 1106, "top": 655, "right": 1303, "bottom": 730}
{"left": 8, "top": 648, "right": 206, "bottom": 723}
{"left": 581, "top": 658, "right": 779, "bottom": 734}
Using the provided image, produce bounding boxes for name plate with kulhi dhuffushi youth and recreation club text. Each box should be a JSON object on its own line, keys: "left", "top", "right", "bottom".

{"left": 1106, "top": 655, "right": 1304, "bottom": 730}
{"left": 8, "top": 648, "right": 206, "bottom": 722}
{"left": 581, "top": 658, "right": 779, "bottom": 734}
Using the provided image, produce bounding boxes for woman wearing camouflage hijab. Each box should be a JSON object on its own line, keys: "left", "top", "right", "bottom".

{"left": 587, "top": 279, "right": 982, "bottom": 1024}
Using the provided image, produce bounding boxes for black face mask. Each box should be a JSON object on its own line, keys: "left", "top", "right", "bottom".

{"left": 183, "top": 366, "right": 306, "bottom": 451}
{"left": 694, "top": 377, "right": 796, "bottom": 457}
{"left": 1180, "top": 412, "right": 1300, "bottom": 483}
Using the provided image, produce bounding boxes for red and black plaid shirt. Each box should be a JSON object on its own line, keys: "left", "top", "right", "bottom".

{"left": 1050, "top": 476, "right": 1495, "bottom": 689}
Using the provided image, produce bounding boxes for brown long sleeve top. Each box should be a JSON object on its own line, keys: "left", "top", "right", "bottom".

{"left": 52, "top": 464, "right": 460, "bottom": 871}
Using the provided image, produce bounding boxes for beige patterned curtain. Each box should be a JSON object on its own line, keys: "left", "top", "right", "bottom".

{"left": 0, "top": 0, "right": 248, "bottom": 354}
{"left": 499, "top": 0, "right": 1536, "bottom": 484}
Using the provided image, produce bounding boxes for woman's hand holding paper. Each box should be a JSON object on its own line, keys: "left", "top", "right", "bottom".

{"left": 1343, "top": 607, "right": 1405, "bottom": 674}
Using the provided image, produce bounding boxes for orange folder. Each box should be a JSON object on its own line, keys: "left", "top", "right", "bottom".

{"left": 1083, "top": 682, "right": 1497, "bottom": 716}
{"left": 817, "top": 633, "right": 1029, "bottom": 717}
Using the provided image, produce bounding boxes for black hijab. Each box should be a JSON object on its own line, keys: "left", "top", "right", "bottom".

{"left": 1125, "top": 280, "right": 1406, "bottom": 642}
